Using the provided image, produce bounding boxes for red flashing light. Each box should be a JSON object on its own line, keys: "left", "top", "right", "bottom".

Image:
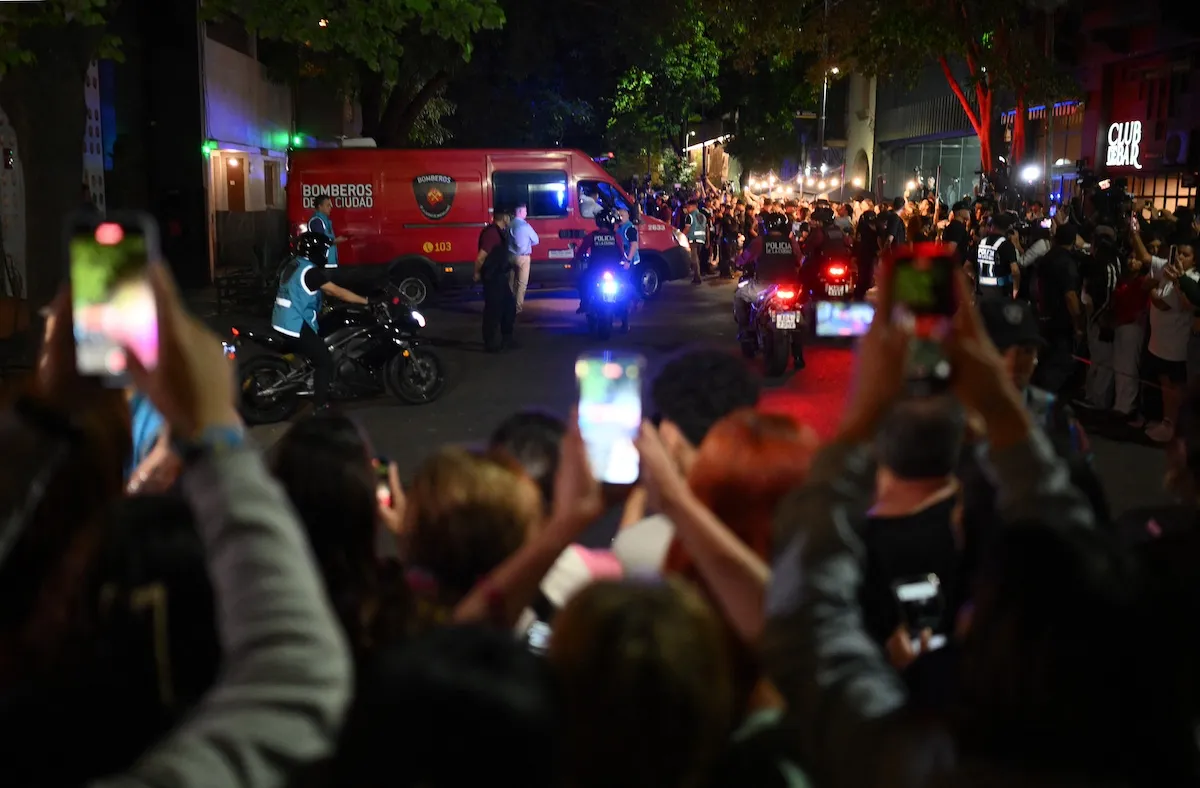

{"left": 827, "top": 265, "right": 847, "bottom": 277}
{"left": 231, "top": 327, "right": 240, "bottom": 337}
{"left": 95, "top": 222, "right": 124, "bottom": 245}
{"left": 776, "top": 289, "right": 797, "bottom": 300}
{"left": 392, "top": 297, "right": 401, "bottom": 305}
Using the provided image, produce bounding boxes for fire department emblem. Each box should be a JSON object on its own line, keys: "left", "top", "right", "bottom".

{"left": 413, "top": 174, "right": 457, "bottom": 220}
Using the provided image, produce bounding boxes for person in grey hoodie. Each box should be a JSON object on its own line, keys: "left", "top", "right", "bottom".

{"left": 9, "top": 266, "right": 353, "bottom": 788}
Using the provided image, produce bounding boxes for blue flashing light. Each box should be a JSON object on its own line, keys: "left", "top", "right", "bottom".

{"left": 601, "top": 279, "right": 620, "bottom": 296}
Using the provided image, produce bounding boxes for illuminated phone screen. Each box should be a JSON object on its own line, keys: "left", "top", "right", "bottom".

{"left": 70, "top": 220, "right": 158, "bottom": 381}
{"left": 576, "top": 353, "right": 644, "bottom": 485}
{"left": 816, "top": 301, "right": 875, "bottom": 337}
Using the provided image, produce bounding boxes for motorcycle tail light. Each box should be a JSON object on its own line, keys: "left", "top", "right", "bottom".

{"left": 776, "top": 289, "right": 797, "bottom": 300}
{"left": 392, "top": 297, "right": 401, "bottom": 304}
{"left": 827, "top": 265, "right": 847, "bottom": 277}
{"left": 231, "top": 327, "right": 239, "bottom": 337}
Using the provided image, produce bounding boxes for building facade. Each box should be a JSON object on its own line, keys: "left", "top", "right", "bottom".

{"left": 1077, "top": 2, "right": 1199, "bottom": 213}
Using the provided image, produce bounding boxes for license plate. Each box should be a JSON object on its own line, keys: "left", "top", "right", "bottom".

{"left": 826, "top": 285, "right": 848, "bottom": 297}
{"left": 222, "top": 342, "right": 237, "bottom": 360}
{"left": 775, "top": 312, "right": 798, "bottom": 330}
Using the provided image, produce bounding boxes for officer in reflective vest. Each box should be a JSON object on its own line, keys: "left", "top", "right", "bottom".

{"left": 971, "top": 213, "right": 1020, "bottom": 300}
{"left": 307, "top": 194, "right": 348, "bottom": 269}
{"left": 576, "top": 208, "right": 627, "bottom": 318}
{"left": 271, "top": 231, "right": 369, "bottom": 409}
{"left": 684, "top": 199, "right": 710, "bottom": 278}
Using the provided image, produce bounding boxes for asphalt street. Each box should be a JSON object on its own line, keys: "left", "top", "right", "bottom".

{"left": 214, "top": 276, "right": 1170, "bottom": 518}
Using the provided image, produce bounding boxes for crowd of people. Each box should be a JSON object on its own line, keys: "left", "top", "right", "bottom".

{"left": 4, "top": 242, "right": 1200, "bottom": 788}
{"left": 645, "top": 176, "right": 1200, "bottom": 446}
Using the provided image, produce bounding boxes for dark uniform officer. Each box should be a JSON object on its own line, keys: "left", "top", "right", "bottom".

{"left": 735, "top": 212, "right": 806, "bottom": 369}
{"left": 576, "top": 208, "right": 627, "bottom": 317}
{"left": 271, "top": 232, "right": 370, "bottom": 407}
{"left": 477, "top": 208, "right": 516, "bottom": 352}
{"left": 971, "top": 213, "right": 1020, "bottom": 301}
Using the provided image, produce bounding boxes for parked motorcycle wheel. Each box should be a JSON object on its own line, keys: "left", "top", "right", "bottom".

{"left": 761, "top": 330, "right": 790, "bottom": 377}
{"left": 388, "top": 348, "right": 446, "bottom": 405}
{"left": 239, "top": 355, "right": 302, "bottom": 425}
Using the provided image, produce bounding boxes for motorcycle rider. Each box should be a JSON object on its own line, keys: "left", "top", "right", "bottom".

{"left": 734, "top": 212, "right": 806, "bottom": 369}
{"left": 575, "top": 208, "right": 630, "bottom": 331}
{"left": 803, "top": 205, "right": 852, "bottom": 292}
{"left": 271, "top": 232, "right": 371, "bottom": 409}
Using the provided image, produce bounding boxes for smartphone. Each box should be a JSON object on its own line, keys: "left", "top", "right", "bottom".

{"left": 815, "top": 300, "right": 875, "bottom": 338}
{"left": 526, "top": 620, "right": 552, "bottom": 654}
{"left": 1039, "top": 218, "right": 1052, "bottom": 229}
{"left": 576, "top": 351, "right": 644, "bottom": 485}
{"left": 67, "top": 211, "right": 160, "bottom": 384}
{"left": 889, "top": 244, "right": 957, "bottom": 390}
{"left": 892, "top": 574, "right": 947, "bottom": 651}
{"left": 374, "top": 457, "right": 392, "bottom": 508}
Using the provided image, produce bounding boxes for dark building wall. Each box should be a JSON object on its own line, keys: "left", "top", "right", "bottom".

{"left": 107, "top": 0, "right": 207, "bottom": 288}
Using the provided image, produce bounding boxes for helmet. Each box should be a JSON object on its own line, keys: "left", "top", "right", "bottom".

{"left": 295, "top": 231, "right": 333, "bottom": 265}
{"left": 595, "top": 208, "right": 618, "bottom": 230}
{"left": 812, "top": 207, "right": 835, "bottom": 226}
{"left": 764, "top": 212, "right": 791, "bottom": 235}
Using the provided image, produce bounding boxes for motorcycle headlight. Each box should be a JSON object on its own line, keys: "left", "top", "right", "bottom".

{"left": 601, "top": 280, "right": 620, "bottom": 296}
{"left": 410, "top": 310, "right": 426, "bottom": 328}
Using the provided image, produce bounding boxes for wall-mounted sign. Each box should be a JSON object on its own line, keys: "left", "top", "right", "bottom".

{"left": 1106, "top": 121, "right": 1143, "bottom": 169}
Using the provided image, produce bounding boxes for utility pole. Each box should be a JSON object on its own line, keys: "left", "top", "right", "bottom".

{"left": 816, "top": 0, "right": 831, "bottom": 170}
{"left": 1043, "top": 10, "right": 1054, "bottom": 202}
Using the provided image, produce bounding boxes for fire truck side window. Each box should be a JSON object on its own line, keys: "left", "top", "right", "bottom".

{"left": 492, "top": 171, "right": 569, "bottom": 219}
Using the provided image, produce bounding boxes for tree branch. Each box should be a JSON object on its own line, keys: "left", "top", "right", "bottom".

{"left": 939, "top": 55, "right": 981, "bottom": 134}
{"left": 376, "top": 70, "right": 450, "bottom": 146}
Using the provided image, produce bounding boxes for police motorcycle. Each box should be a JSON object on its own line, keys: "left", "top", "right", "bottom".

{"left": 576, "top": 208, "right": 634, "bottom": 340}
{"left": 735, "top": 213, "right": 807, "bottom": 377}
{"left": 806, "top": 207, "right": 859, "bottom": 302}
{"left": 228, "top": 277, "right": 445, "bottom": 426}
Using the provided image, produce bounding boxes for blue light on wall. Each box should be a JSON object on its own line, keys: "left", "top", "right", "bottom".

{"left": 99, "top": 59, "right": 118, "bottom": 171}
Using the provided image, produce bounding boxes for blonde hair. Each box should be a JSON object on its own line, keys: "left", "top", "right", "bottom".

{"left": 550, "top": 579, "right": 733, "bottom": 788}
{"left": 403, "top": 447, "right": 541, "bottom": 604}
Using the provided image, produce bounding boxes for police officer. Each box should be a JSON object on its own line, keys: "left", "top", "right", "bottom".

{"left": 734, "top": 212, "right": 806, "bottom": 369}
{"left": 575, "top": 208, "right": 628, "bottom": 330}
{"left": 683, "top": 198, "right": 709, "bottom": 280}
{"left": 477, "top": 208, "right": 516, "bottom": 352}
{"left": 271, "top": 232, "right": 370, "bottom": 409}
{"left": 971, "top": 212, "right": 1021, "bottom": 300}
{"left": 615, "top": 205, "right": 640, "bottom": 281}
{"left": 307, "top": 194, "right": 348, "bottom": 269}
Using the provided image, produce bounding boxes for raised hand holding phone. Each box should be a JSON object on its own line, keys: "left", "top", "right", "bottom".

{"left": 575, "top": 352, "right": 644, "bottom": 485}
{"left": 67, "top": 211, "right": 161, "bottom": 386}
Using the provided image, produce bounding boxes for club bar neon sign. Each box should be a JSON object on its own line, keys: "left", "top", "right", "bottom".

{"left": 1106, "top": 121, "right": 1143, "bottom": 169}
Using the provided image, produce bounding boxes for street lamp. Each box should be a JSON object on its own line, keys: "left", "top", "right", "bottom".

{"left": 830, "top": 66, "right": 840, "bottom": 75}
{"left": 829, "top": 177, "right": 839, "bottom": 188}
{"left": 318, "top": 18, "right": 329, "bottom": 26}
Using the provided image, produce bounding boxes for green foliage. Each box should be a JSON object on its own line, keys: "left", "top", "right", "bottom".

{"left": 719, "top": 54, "right": 817, "bottom": 177}
{"left": 204, "top": 0, "right": 504, "bottom": 82}
{"left": 408, "top": 91, "right": 455, "bottom": 147}
{"left": 660, "top": 148, "right": 696, "bottom": 186}
{"left": 605, "top": 22, "right": 720, "bottom": 154}
{"left": 0, "top": 0, "right": 119, "bottom": 75}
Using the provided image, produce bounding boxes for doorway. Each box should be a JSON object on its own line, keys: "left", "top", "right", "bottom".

{"left": 225, "top": 156, "right": 246, "bottom": 212}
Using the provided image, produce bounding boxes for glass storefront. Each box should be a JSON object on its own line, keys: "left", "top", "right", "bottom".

{"left": 874, "top": 136, "right": 982, "bottom": 206}
{"left": 1126, "top": 175, "right": 1196, "bottom": 214}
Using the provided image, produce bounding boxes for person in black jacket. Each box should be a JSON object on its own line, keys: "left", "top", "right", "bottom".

{"left": 477, "top": 208, "right": 516, "bottom": 352}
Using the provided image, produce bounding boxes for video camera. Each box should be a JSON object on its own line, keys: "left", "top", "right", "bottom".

{"left": 1077, "top": 170, "right": 1133, "bottom": 228}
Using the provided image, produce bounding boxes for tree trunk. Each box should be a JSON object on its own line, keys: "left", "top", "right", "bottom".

{"left": 0, "top": 25, "right": 98, "bottom": 307}
{"left": 357, "top": 63, "right": 384, "bottom": 139}
{"left": 374, "top": 71, "right": 450, "bottom": 147}
{"left": 938, "top": 56, "right": 994, "bottom": 176}
{"left": 1010, "top": 92, "right": 1027, "bottom": 167}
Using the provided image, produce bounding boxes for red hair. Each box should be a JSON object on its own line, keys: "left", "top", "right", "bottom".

{"left": 662, "top": 409, "right": 818, "bottom": 580}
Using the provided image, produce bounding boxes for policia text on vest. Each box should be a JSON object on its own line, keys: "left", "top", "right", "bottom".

{"left": 974, "top": 234, "right": 1018, "bottom": 298}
